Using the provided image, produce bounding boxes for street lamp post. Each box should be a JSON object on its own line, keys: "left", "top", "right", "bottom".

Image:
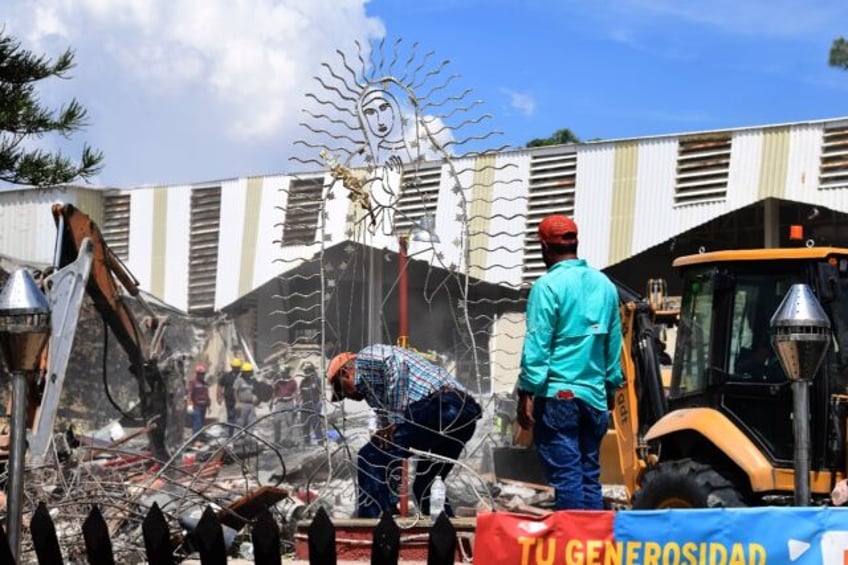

{"left": 0, "top": 269, "right": 51, "bottom": 559}
{"left": 770, "top": 283, "right": 831, "bottom": 506}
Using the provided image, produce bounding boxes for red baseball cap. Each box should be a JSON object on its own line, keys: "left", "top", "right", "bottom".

{"left": 538, "top": 214, "right": 578, "bottom": 244}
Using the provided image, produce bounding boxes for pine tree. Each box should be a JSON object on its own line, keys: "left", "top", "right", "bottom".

{"left": 0, "top": 30, "right": 103, "bottom": 186}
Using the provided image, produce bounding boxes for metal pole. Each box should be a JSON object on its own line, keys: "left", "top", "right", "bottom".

{"left": 7, "top": 370, "right": 28, "bottom": 559}
{"left": 763, "top": 199, "right": 779, "bottom": 249}
{"left": 792, "top": 380, "right": 810, "bottom": 506}
{"left": 397, "top": 235, "right": 409, "bottom": 517}
{"left": 398, "top": 236, "right": 409, "bottom": 349}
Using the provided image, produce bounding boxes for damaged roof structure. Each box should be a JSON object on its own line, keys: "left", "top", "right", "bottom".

{"left": 221, "top": 240, "right": 524, "bottom": 393}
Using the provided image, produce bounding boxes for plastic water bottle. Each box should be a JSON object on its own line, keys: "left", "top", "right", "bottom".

{"left": 429, "top": 475, "right": 446, "bottom": 523}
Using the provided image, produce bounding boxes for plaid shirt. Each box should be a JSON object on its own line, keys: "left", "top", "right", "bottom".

{"left": 354, "top": 344, "right": 466, "bottom": 425}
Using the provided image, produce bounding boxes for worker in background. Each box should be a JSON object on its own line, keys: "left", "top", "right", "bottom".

{"left": 299, "top": 362, "right": 323, "bottom": 445}
{"left": 515, "top": 214, "right": 622, "bottom": 510}
{"left": 271, "top": 366, "right": 299, "bottom": 447}
{"left": 189, "top": 364, "right": 211, "bottom": 435}
{"left": 233, "top": 363, "right": 259, "bottom": 430}
{"left": 217, "top": 358, "right": 242, "bottom": 435}
{"left": 326, "top": 344, "right": 482, "bottom": 518}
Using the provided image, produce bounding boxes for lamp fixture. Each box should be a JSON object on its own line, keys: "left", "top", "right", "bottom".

{"left": 411, "top": 214, "right": 440, "bottom": 243}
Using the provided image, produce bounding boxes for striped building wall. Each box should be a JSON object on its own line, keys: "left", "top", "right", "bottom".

{"left": 2, "top": 117, "right": 848, "bottom": 314}
{"left": 118, "top": 176, "right": 289, "bottom": 311}
{"left": 0, "top": 186, "right": 105, "bottom": 266}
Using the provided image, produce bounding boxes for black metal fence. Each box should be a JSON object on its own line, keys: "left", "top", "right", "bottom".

{"left": 0, "top": 502, "right": 461, "bottom": 564}
{"left": 307, "top": 507, "right": 459, "bottom": 565}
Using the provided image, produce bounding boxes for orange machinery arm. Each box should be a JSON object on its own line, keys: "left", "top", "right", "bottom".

{"left": 50, "top": 203, "right": 171, "bottom": 461}
{"left": 51, "top": 203, "right": 154, "bottom": 363}
{"left": 609, "top": 287, "right": 669, "bottom": 500}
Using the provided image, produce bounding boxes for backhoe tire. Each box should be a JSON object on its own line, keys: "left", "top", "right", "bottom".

{"left": 632, "top": 458, "right": 747, "bottom": 509}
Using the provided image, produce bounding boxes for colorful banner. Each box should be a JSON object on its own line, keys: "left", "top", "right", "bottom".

{"left": 474, "top": 508, "right": 848, "bottom": 564}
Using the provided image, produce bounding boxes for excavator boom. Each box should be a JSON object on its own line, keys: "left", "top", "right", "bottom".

{"left": 31, "top": 203, "right": 175, "bottom": 462}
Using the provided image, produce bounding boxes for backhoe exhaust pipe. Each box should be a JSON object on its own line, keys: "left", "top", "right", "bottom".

{"left": 770, "top": 284, "right": 831, "bottom": 506}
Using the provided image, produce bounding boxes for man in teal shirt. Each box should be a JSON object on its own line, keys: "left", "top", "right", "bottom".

{"left": 516, "top": 214, "right": 622, "bottom": 509}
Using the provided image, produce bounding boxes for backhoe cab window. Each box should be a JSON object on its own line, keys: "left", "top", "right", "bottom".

{"left": 727, "top": 275, "right": 793, "bottom": 382}
{"left": 673, "top": 273, "right": 714, "bottom": 396}
{"left": 828, "top": 257, "right": 848, "bottom": 388}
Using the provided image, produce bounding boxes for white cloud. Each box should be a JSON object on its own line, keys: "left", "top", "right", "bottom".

{"left": 6, "top": 0, "right": 385, "bottom": 149}
{"left": 501, "top": 89, "right": 536, "bottom": 117}
{"left": 410, "top": 115, "right": 456, "bottom": 159}
{"left": 29, "top": 5, "right": 68, "bottom": 40}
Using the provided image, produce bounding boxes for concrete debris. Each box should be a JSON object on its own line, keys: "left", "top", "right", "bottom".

{"left": 8, "top": 371, "right": 581, "bottom": 562}
{"left": 0, "top": 258, "right": 594, "bottom": 562}
{"left": 218, "top": 485, "right": 289, "bottom": 530}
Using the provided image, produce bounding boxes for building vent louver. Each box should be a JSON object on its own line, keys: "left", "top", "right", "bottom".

{"left": 101, "top": 192, "right": 131, "bottom": 262}
{"left": 188, "top": 186, "right": 221, "bottom": 314}
{"left": 522, "top": 149, "right": 577, "bottom": 283}
{"left": 819, "top": 123, "right": 848, "bottom": 190}
{"left": 283, "top": 176, "right": 324, "bottom": 245}
{"left": 394, "top": 162, "right": 441, "bottom": 235}
{"left": 674, "top": 135, "right": 731, "bottom": 205}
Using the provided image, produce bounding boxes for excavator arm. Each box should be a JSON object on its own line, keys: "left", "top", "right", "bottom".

{"left": 611, "top": 297, "right": 668, "bottom": 498}
{"left": 30, "top": 203, "right": 174, "bottom": 463}
{"left": 51, "top": 203, "right": 157, "bottom": 363}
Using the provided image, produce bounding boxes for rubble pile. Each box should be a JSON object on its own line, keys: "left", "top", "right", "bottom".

{"left": 8, "top": 363, "right": 557, "bottom": 563}
{"left": 14, "top": 418, "right": 313, "bottom": 563}
{"left": 57, "top": 291, "right": 202, "bottom": 452}
{"left": 0, "top": 258, "right": 603, "bottom": 562}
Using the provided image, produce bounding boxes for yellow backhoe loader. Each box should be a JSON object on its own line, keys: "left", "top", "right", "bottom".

{"left": 607, "top": 247, "right": 848, "bottom": 507}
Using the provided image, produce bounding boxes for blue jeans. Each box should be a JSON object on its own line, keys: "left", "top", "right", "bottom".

{"left": 533, "top": 396, "right": 609, "bottom": 510}
{"left": 301, "top": 402, "right": 323, "bottom": 443}
{"left": 191, "top": 406, "right": 206, "bottom": 435}
{"left": 357, "top": 389, "right": 481, "bottom": 518}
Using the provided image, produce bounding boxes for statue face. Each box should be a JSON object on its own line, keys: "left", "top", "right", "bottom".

{"left": 360, "top": 90, "right": 397, "bottom": 140}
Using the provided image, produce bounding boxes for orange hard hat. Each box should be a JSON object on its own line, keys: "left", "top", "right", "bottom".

{"left": 327, "top": 352, "right": 356, "bottom": 401}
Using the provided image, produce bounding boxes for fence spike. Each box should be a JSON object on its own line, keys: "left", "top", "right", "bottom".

{"left": 142, "top": 502, "right": 175, "bottom": 565}
{"left": 371, "top": 511, "right": 400, "bottom": 565}
{"left": 252, "top": 508, "right": 281, "bottom": 565}
{"left": 82, "top": 505, "right": 115, "bottom": 565}
{"left": 0, "top": 523, "right": 14, "bottom": 565}
{"left": 30, "top": 502, "right": 62, "bottom": 565}
{"left": 427, "top": 513, "right": 457, "bottom": 565}
{"left": 307, "top": 506, "right": 336, "bottom": 565}
{"left": 193, "top": 505, "right": 227, "bottom": 565}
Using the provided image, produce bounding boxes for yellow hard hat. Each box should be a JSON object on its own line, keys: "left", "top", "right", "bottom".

{"left": 242, "top": 363, "right": 254, "bottom": 372}
{"left": 231, "top": 358, "right": 243, "bottom": 368}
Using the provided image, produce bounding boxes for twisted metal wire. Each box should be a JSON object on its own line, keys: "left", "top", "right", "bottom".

{"left": 280, "top": 36, "right": 530, "bottom": 526}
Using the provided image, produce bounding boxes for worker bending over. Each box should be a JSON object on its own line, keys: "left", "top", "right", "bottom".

{"left": 326, "top": 345, "right": 482, "bottom": 518}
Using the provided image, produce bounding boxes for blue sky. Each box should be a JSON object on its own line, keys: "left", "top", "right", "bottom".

{"left": 5, "top": 0, "right": 848, "bottom": 187}
{"left": 371, "top": 0, "right": 848, "bottom": 143}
